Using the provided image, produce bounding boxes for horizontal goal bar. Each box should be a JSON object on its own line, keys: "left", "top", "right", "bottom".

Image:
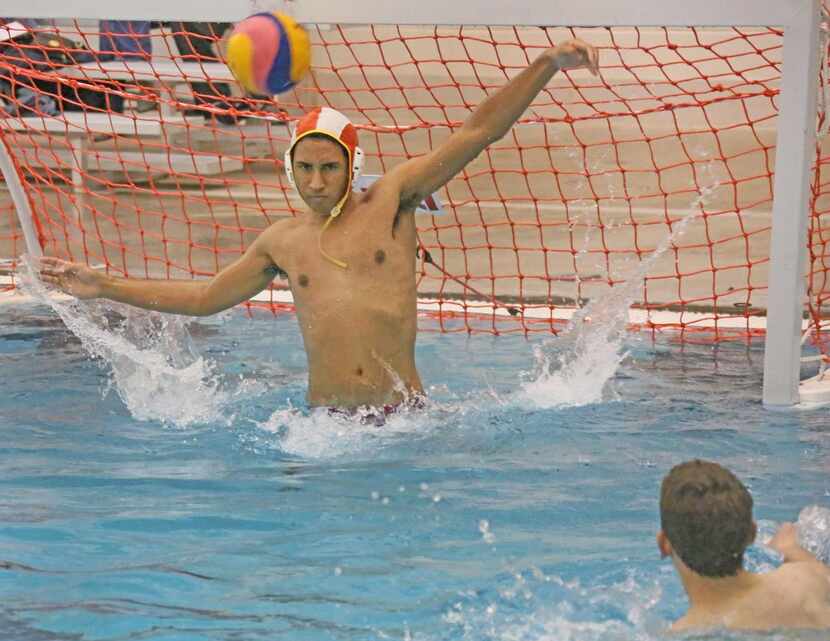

{"left": 7, "top": 0, "right": 809, "bottom": 27}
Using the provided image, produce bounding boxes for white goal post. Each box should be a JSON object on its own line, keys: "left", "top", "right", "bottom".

{"left": 2, "top": 0, "right": 824, "bottom": 408}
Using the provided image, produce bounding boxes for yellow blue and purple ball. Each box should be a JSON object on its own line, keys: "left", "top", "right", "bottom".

{"left": 226, "top": 12, "right": 311, "bottom": 95}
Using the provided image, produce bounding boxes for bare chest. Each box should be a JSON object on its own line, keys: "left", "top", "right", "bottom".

{"left": 281, "top": 209, "right": 418, "bottom": 307}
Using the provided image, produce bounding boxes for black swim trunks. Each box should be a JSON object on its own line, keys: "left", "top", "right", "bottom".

{"left": 327, "top": 394, "right": 427, "bottom": 426}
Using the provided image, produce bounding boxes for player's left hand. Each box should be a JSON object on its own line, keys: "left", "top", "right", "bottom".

{"left": 551, "top": 39, "right": 599, "bottom": 76}
{"left": 769, "top": 522, "right": 799, "bottom": 555}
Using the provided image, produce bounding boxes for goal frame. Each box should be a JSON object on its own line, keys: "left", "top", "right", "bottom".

{"left": 2, "top": 0, "right": 822, "bottom": 407}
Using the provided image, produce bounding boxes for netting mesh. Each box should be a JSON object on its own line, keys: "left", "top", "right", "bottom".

{"left": 0, "top": 17, "right": 827, "bottom": 342}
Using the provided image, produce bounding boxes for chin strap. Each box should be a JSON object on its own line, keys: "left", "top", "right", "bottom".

{"left": 318, "top": 191, "right": 350, "bottom": 270}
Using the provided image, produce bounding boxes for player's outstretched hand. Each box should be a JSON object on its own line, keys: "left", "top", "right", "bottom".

{"left": 551, "top": 38, "right": 599, "bottom": 76}
{"left": 769, "top": 522, "right": 799, "bottom": 555}
{"left": 38, "top": 256, "right": 103, "bottom": 300}
{"left": 769, "top": 521, "right": 823, "bottom": 565}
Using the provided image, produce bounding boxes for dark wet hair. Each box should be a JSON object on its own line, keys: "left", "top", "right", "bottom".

{"left": 660, "top": 459, "right": 754, "bottom": 578}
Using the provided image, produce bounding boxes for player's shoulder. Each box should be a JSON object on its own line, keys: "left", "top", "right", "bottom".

{"left": 775, "top": 562, "right": 830, "bottom": 626}
{"left": 770, "top": 561, "right": 830, "bottom": 596}
{"left": 364, "top": 166, "right": 426, "bottom": 216}
{"left": 364, "top": 171, "right": 405, "bottom": 201}
{"left": 249, "top": 216, "right": 306, "bottom": 258}
{"left": 351, "top": 172, "right": 418, "bottom": 218}
{"left": 260, "top": 216, "right": 302, "bottom": 239}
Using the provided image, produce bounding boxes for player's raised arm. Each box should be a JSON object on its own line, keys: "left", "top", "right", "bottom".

{"left": 39, "top": 226, "right": 283, "bottom": 317}
{"left": 383, "top": 38, "right": 598, "bottom": 210}
{"left": 769, "top": 522, "right": 828, "bottom": 567}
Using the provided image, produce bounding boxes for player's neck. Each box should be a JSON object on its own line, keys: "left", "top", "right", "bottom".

{"left": 677, "top": 561, "right": 760, "bottom": 609}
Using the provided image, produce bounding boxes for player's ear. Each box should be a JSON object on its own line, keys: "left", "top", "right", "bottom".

{"left": 657, "top": 531, "right": 672, "bottom": 559}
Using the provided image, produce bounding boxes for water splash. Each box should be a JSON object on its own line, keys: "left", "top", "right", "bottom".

{"left": 796, "top": 505, "right": 830, "bottom": 563}
{"left": 446, "top": 588, "right": 814, "bottom": 641}
{"left": 18, "top": 256, "right": 257, "bottom": 427}
{"left": 520, "top": 177, "right": 720, "bottom": 409}
{"left": 443, "top": 567, "right": 669, "bottom": 641}
{"left": 251, "top": 383, "right": 522, "bottom": 460}
{"left": 255, "top": 400, "right": 443, "bottom": 459}
{"left": 439, "top": 558, "right": 826, "bottom": 641}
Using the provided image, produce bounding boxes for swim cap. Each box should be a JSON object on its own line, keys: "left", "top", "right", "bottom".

{"left": 284, "top": 106, "right": 364, "bottom": 219}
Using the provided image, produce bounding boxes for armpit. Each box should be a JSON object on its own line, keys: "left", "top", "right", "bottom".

{"left": 266, "top": 263, "right": 288, "bottom": 279}
{"left": 397, "top": 191, "right": 421, "bottom": 215}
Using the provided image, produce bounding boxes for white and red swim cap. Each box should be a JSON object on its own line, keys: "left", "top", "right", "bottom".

{"left": 284, "top": 106, "right": 364, "bottom": 218}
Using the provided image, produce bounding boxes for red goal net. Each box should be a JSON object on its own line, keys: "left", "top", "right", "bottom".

{"left": 0, "top": 19, "right": 828, "bottom": 343}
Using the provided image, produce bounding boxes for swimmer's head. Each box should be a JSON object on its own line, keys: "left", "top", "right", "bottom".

{"left": 290, "top": 134, "right": 351, "bottom": 217}
{"left": 284, "top": 107, "right": 364, "bottom": 218}
{"left": 658, "top": 459, "right": 756, "bottom": 578}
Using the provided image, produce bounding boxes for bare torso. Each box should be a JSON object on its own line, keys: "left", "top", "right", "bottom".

{"left": 674, "top": 563, "right": 830, "bottom": 632}
{"left": 264, "top": 184, "right": 422, "bottom": 408}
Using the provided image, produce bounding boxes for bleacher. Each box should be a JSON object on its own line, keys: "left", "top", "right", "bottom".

{"left": 0, "top": 22, "right": 284, "bottom": 208}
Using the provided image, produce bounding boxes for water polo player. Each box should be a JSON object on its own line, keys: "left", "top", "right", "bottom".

{"left": 39, "top": 36, "right": 599, "bottom": 412}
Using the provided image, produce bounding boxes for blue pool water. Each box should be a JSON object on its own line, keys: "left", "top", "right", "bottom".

{"left": 1, "top": 300, "right": 829, "bottom": 641}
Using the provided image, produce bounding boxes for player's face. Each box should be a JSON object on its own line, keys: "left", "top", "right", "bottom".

{"left": 292, "top": 137, "right": 350, "bottom": 215}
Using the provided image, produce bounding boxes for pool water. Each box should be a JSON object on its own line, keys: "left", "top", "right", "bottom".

{"left": 1, "top": 300, "right": 829, "bottom": 641}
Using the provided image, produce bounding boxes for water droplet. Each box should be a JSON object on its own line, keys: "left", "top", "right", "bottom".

{"left": 479, "top": 519, "right": 496, "bottom": 543}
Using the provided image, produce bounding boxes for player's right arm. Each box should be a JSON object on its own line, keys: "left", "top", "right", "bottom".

{"left": 769, "top": 522, "right": 828, "bottom": 566}
{"left": 39, "top": 225, "right": 283, "bottom": 316}
{"left": 379, "top": 39, "right": 598, "bottom": 215}
{"left": 770, "top": 523, "right": 830, "bottom": 627}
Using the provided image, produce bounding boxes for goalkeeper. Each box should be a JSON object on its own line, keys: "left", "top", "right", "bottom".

{"left": 40, "top": 39, "right": 598, "bottom": 413}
